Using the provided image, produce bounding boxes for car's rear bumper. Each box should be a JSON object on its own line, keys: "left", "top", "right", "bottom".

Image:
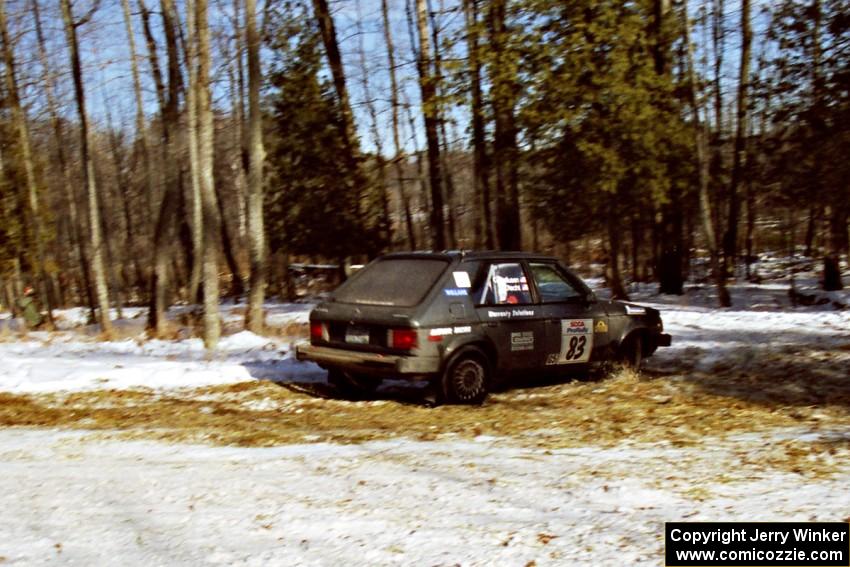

{"left": 656, "top": 333, "right": 672, "bottom": 347}
{"left": 295, "top": 344, "right": 440, "bottom": 376}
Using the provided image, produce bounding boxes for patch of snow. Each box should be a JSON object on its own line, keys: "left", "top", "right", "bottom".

{"left": 0, "top": 333, "right": 324, "bottom": 394}
{"left": 0, "top": 428, "right": 846, "bottom": 566}
{"left": 578, "top": 263, "right": 850, "bottom": 375}
{"left": 217, "top": 331, "right": 275, "bottom": 351}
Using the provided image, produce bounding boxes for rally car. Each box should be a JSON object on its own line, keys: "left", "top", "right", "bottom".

{"left": 296, "top": 251, "right": 671, "bottom": 404}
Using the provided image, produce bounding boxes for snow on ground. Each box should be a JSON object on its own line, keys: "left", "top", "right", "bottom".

{"left": 0, "top": 428, "right": 847, "bottom": 567}
{"left": 0, "top": 302, "right": 319, "bottom": 394}
{"left": 0, "top": 256, "right": 848, "bottom": 565}
{"left": 3, "top": 272, "right": 847, "bottom": 395}
{"left": 0, "top": 330, "right": 325, "bottom": 394}
{"left": 582, "top": 265, "right": 850, "bottom": 378}
{"left": 0, "top": 255, "right": 847, "bottom": 396}
{"left": 0, "top": 301, "right": 314, "bottom": 333}
{"left": 632, "top": 283, "right": 850, "bottom": 375}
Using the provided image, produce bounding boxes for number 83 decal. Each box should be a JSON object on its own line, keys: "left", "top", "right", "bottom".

{"left": 555, "top": 319, "right": 593, "bottom": 364}
{"left": 564, "top": 335, "right": 587, "bottom": 360}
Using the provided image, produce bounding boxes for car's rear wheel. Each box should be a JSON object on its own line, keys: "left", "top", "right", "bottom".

{"left": 328, "top": 369, "right": 382, "bottom": 400}
{"left": 619, "top": 333, "right": 643, "bottom": 370}
{"left": 440, "top": 349, "right": 489, "bottom": 405}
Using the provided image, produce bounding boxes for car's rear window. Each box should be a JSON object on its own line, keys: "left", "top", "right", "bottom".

{"left": 333, "top": 258, "right": 449, "bottom": 307}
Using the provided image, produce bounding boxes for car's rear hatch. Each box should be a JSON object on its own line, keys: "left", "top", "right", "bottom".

{"left": 310, "top": 257, "right": 450, "bottom": 354}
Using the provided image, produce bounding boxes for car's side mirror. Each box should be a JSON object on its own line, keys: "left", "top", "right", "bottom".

{"left": 585, "top": 292, "right": 598, "bottom": 304}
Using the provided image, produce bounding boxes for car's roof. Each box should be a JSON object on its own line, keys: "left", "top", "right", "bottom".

{"left": 380, "top": 250, "right": 559, "bottom": 262}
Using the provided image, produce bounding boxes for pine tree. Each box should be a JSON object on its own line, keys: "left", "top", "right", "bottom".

{"left": 264, "top": 18, "right": 375, "bottom": 261}
{"left": 524, "top": 0, "right": 692, "bottom": 298}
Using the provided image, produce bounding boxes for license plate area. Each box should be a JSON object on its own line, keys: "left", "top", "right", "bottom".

{"left": 345, "top": 325, "right": 370, "bottom": 344}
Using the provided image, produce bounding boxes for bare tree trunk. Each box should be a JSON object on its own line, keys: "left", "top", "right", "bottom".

{"left": 185, "top": 0, "right": 203, "bottom": 303}
{"left": 807, "top": 0, "right": 844, "bottom": 291}
{"left": 139, "top": 0, "right": 167, "bottom": 182}
{"left": 606, "top": 208, "right": 629, "bottom": 301}
{"left": 103, "top": 99, "right": 144, "bottom": 293}
{"left": 33, "top": 0, "right": 95, "bottom": 318}
{"left": 214, "top": 180, "right": 244, "bottom": 296}
{"left": 0, "top": 0, "right": 55, "bottom": 327}
{"left": 711, "top": 0, "right": 725, "bottom": 135}
{"left": 745, "top": 105, "right": 765, "bottom": 281}
{"left": 355, "top": 0, "right": 392, "bottom": 248}
{"left": 311, "top": 0, "right": 357, "bottom": 152}
{"left": 94, "top": 157, "right": 126, "bottom": 319}
{"left": 428, "top": 0, "right": 457, "bottom": 248}
{"left": 825, "top": 209, "right": 847, "bottom": 291}
{"left": 462, "top": 0, "right": 493, "bottom": 248}
{"left": 439, "top": 132, "right": 458, "bottom": 249}
{"left": 141, "top": 0, "right": 172, "bottom": 333}
{"left": 60, "top": 0, "right": 113, "bottom": 334}
{"left": 243, "top": 0, "right": 266, "bottom": 332}
{"left": 227, "top": 57, "right": 249, "bottom": 253}
{"left": 403, "top": 89, "right": 430, "bottom": 246}
{"left": 193, "top": 0, "right": 221, "bottom": 348}
{"left": 710, "top": 0, "right": 726, "bottom": 241}
{"left": 280, "top": 252, "right": 297, "bottom": 302}
{"left": 487, "top": 0, "right": 520, "bottom": 250}
{"left": 121, "top": 0, "right": 156, "bottom": 226}
{"left": 144, "top": 0, "right": 188, "bottom": 332}
{"left": 413, "top": 0, "right": 446, "bottom": 249}
{"left": 311, "top": 0, "right": 364, "bottom": 228}
{"left": 631, "top": 214, "right": 641, "bottom": 283}
{"left": 381, "top": 0, "right": 416, "bottom": 249}
{"left": 232, "top": 0, "right": 249, "bottom": 242}
{"left": 162, "top": 0, "right": 192, "bottom": 294}
{"left": 722, "top": 0, "right": 750, "bottom": 277}
{"left": 653, "top": 0, "right": 684, "bottom": 295}
{"left": 683, "top": 3, "right": 730, "bottom": 307}
{"left": 211, "top": 33, "right": 248, "bottom": 295}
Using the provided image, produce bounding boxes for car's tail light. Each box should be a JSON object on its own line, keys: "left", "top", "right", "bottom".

{"left": 390, "top": 328, "right": 418, "bottom": 350}
{"left": 310, "top": 322, "right": 327, "bottom": 343}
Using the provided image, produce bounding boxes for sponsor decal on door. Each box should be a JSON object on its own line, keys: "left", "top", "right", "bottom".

{"left": 510, "top": 331, "right": 535, "bottom": 351}
{"left": 553, "top": 319, "right": 593, "bottom": 364}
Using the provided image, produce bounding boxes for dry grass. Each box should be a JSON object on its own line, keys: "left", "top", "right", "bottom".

{"left": 1, "top": 338, "right": 848, "bottom": 478}
{"left": 0, "top": 368, "right": 846, "bottom": 469}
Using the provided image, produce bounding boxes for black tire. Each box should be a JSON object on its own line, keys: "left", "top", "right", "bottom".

{"left": 328, "top": 369, "right": 382, "bottom": 400}
{"left": 440, "top": 349, "right": 490, "bottom": 405}
{"left": 619, "top": 333, "right": 643, "bottom": 370}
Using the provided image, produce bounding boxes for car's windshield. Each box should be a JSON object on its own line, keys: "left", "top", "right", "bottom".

{"left": 332, "top": 258, "right": 449, "bottom": 307}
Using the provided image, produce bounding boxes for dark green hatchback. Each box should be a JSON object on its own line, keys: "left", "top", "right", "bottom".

{"left": 296, "top": 251, "right": 671, "bottom": 404}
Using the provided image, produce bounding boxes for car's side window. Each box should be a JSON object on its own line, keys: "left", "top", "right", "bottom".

{"left": 528, "top": 263, "right": 584, "bottom": 303}
{"left": 478, "top": 263, "right": 533, "bottom": 305}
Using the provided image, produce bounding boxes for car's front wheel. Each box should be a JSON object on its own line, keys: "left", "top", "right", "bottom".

{"left": 328, "top": 369, "right": 382, "bottom": 400}
{"left": 439, "top": 349, "right": 489, "bottom": 405}
{"left": 619, "top": 333, "right": 643, "bottom": 370}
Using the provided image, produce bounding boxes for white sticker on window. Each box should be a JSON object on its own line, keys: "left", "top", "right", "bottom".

{"left": 553, "top": 319, "right": 593, "bottom": 364}
{"left": 452, "top": 271, "right": 472, "bottom": 288}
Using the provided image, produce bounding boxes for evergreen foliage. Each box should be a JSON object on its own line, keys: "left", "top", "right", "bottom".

{"left": 264, "top": 13, "right": 378, "bottom": 259}
{"left": 522, "top": 1, "right": 692, "bottom": 255}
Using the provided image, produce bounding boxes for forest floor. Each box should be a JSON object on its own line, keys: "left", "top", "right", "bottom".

{"left": 0, "top": 257, "right": 848, "bottom": 565}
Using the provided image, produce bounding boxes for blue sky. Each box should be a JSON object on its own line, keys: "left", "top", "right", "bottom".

{"left": 11, "top": 0, "right": 769, "bottom": 156}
